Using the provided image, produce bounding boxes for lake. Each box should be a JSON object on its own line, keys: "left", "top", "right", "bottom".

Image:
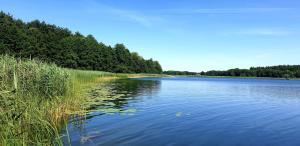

{"left": 64, "top": 77, "right": 300, "bottom": 146}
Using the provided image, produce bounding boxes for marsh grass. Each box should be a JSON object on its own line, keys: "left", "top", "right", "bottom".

{"left": 0, "top": 55, "right": 119, "bottom": 145}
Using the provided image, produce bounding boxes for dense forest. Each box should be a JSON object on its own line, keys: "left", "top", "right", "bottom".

{"left": 0, "top": 12, "right": 162, "bottom": 73}
{"left": 164, "top": 65, "right": 300, "bottom": 78}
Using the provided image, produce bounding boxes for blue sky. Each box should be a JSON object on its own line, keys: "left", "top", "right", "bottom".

{"left": 1, "top": 0, "right": 300, "bottom": 71}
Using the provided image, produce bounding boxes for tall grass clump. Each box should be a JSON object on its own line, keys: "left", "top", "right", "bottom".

{"left": 0, "top": 55, "right": 71, "bottom": 145}
{"left": 0, "top": 55, "right": 124, "bottom": 145}
{"left": 0, "top": 55, "right": 70, "bottom": 99}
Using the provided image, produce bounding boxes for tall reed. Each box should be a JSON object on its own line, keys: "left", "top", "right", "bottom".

{"left": 0, "top": 55, "right": 72, "bottom": 145}
{"left": 0, "top": 55, "right": 118, "bottom": 145}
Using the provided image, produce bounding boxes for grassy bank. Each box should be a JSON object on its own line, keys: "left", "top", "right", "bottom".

{"left": 0, "top": 55, "right": 122, "bottom": 145}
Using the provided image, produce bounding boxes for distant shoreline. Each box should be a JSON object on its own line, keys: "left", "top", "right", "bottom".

{"left": 162, "top": 75, "right": 300, "bottom": 80}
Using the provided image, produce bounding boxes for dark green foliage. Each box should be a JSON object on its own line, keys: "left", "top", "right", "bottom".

{"left": 0, "top": 12, "right": 162, "bottom": 74}
{"left": 163, "top": 70, "right": 198, "bottom": 75}
{"left": 204, "top": 65, "right": 300, "bottom": 78}
{"left": 165, "top": 66, "right": 300, "bottom": 79}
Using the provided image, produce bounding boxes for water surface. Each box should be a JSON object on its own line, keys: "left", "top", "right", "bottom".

{"left": 65, "top": 77, "right": 300, "bottom": 146}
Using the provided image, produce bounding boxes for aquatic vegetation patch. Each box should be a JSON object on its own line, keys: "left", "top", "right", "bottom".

{"left": 176, "top": 112, "right": 183, "bottom": 117}
{"left": 83, "top": 83, "right": 139, "bottom": 116}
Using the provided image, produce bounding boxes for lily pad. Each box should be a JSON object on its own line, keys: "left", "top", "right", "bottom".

{"left": 176, "top": 112, "right": 182, "bottom": 117}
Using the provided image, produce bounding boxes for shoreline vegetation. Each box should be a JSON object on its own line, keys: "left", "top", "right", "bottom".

{"left": 0, "top": 55, "right": 113, "bottom": 145}
{"left": 0, "top": 55, "right": 166, "bottom": 145}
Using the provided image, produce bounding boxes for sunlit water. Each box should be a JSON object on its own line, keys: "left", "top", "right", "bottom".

{"left": 64, "top": 77, "right": 300, "bottom": 146}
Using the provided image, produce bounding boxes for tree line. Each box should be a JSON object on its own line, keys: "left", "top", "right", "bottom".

{"left": 163, "top": 70, "right": 198, "bottom": 76}
{"left": 0, "top": 12, "right": 162, "bottom": 73}
{"left": 204, "top": 66, "right": 300, "bottom": 78}
{"left": 164, "top": 65, "right": 300, "bottom": 79}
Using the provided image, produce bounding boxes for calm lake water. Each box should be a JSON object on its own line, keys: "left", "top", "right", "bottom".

{"left": 64, "top": 77, "right": 300, "bottom": 146}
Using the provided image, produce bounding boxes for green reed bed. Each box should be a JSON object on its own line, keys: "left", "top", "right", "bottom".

{"left": 0, "top": 55, "right": 71, "bottom": 145}
{"left": 0, "top": 55, "right": 117, "bottom": 145}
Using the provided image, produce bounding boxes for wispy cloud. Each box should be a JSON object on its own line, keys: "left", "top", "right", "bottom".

{"left": 162, "top": 8, "right": 292, "bottom": 14}
{"left": 84, "top": 1, "right": 164, "bottom": 27}
{"left": 235, "top": 28, "right": 294, "bottom": 36}
{"left": 104, "top": 8, "right": 164, "bottom": 27}
{"left": 221, "top": 28, "right": 294, "bottom": 37}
